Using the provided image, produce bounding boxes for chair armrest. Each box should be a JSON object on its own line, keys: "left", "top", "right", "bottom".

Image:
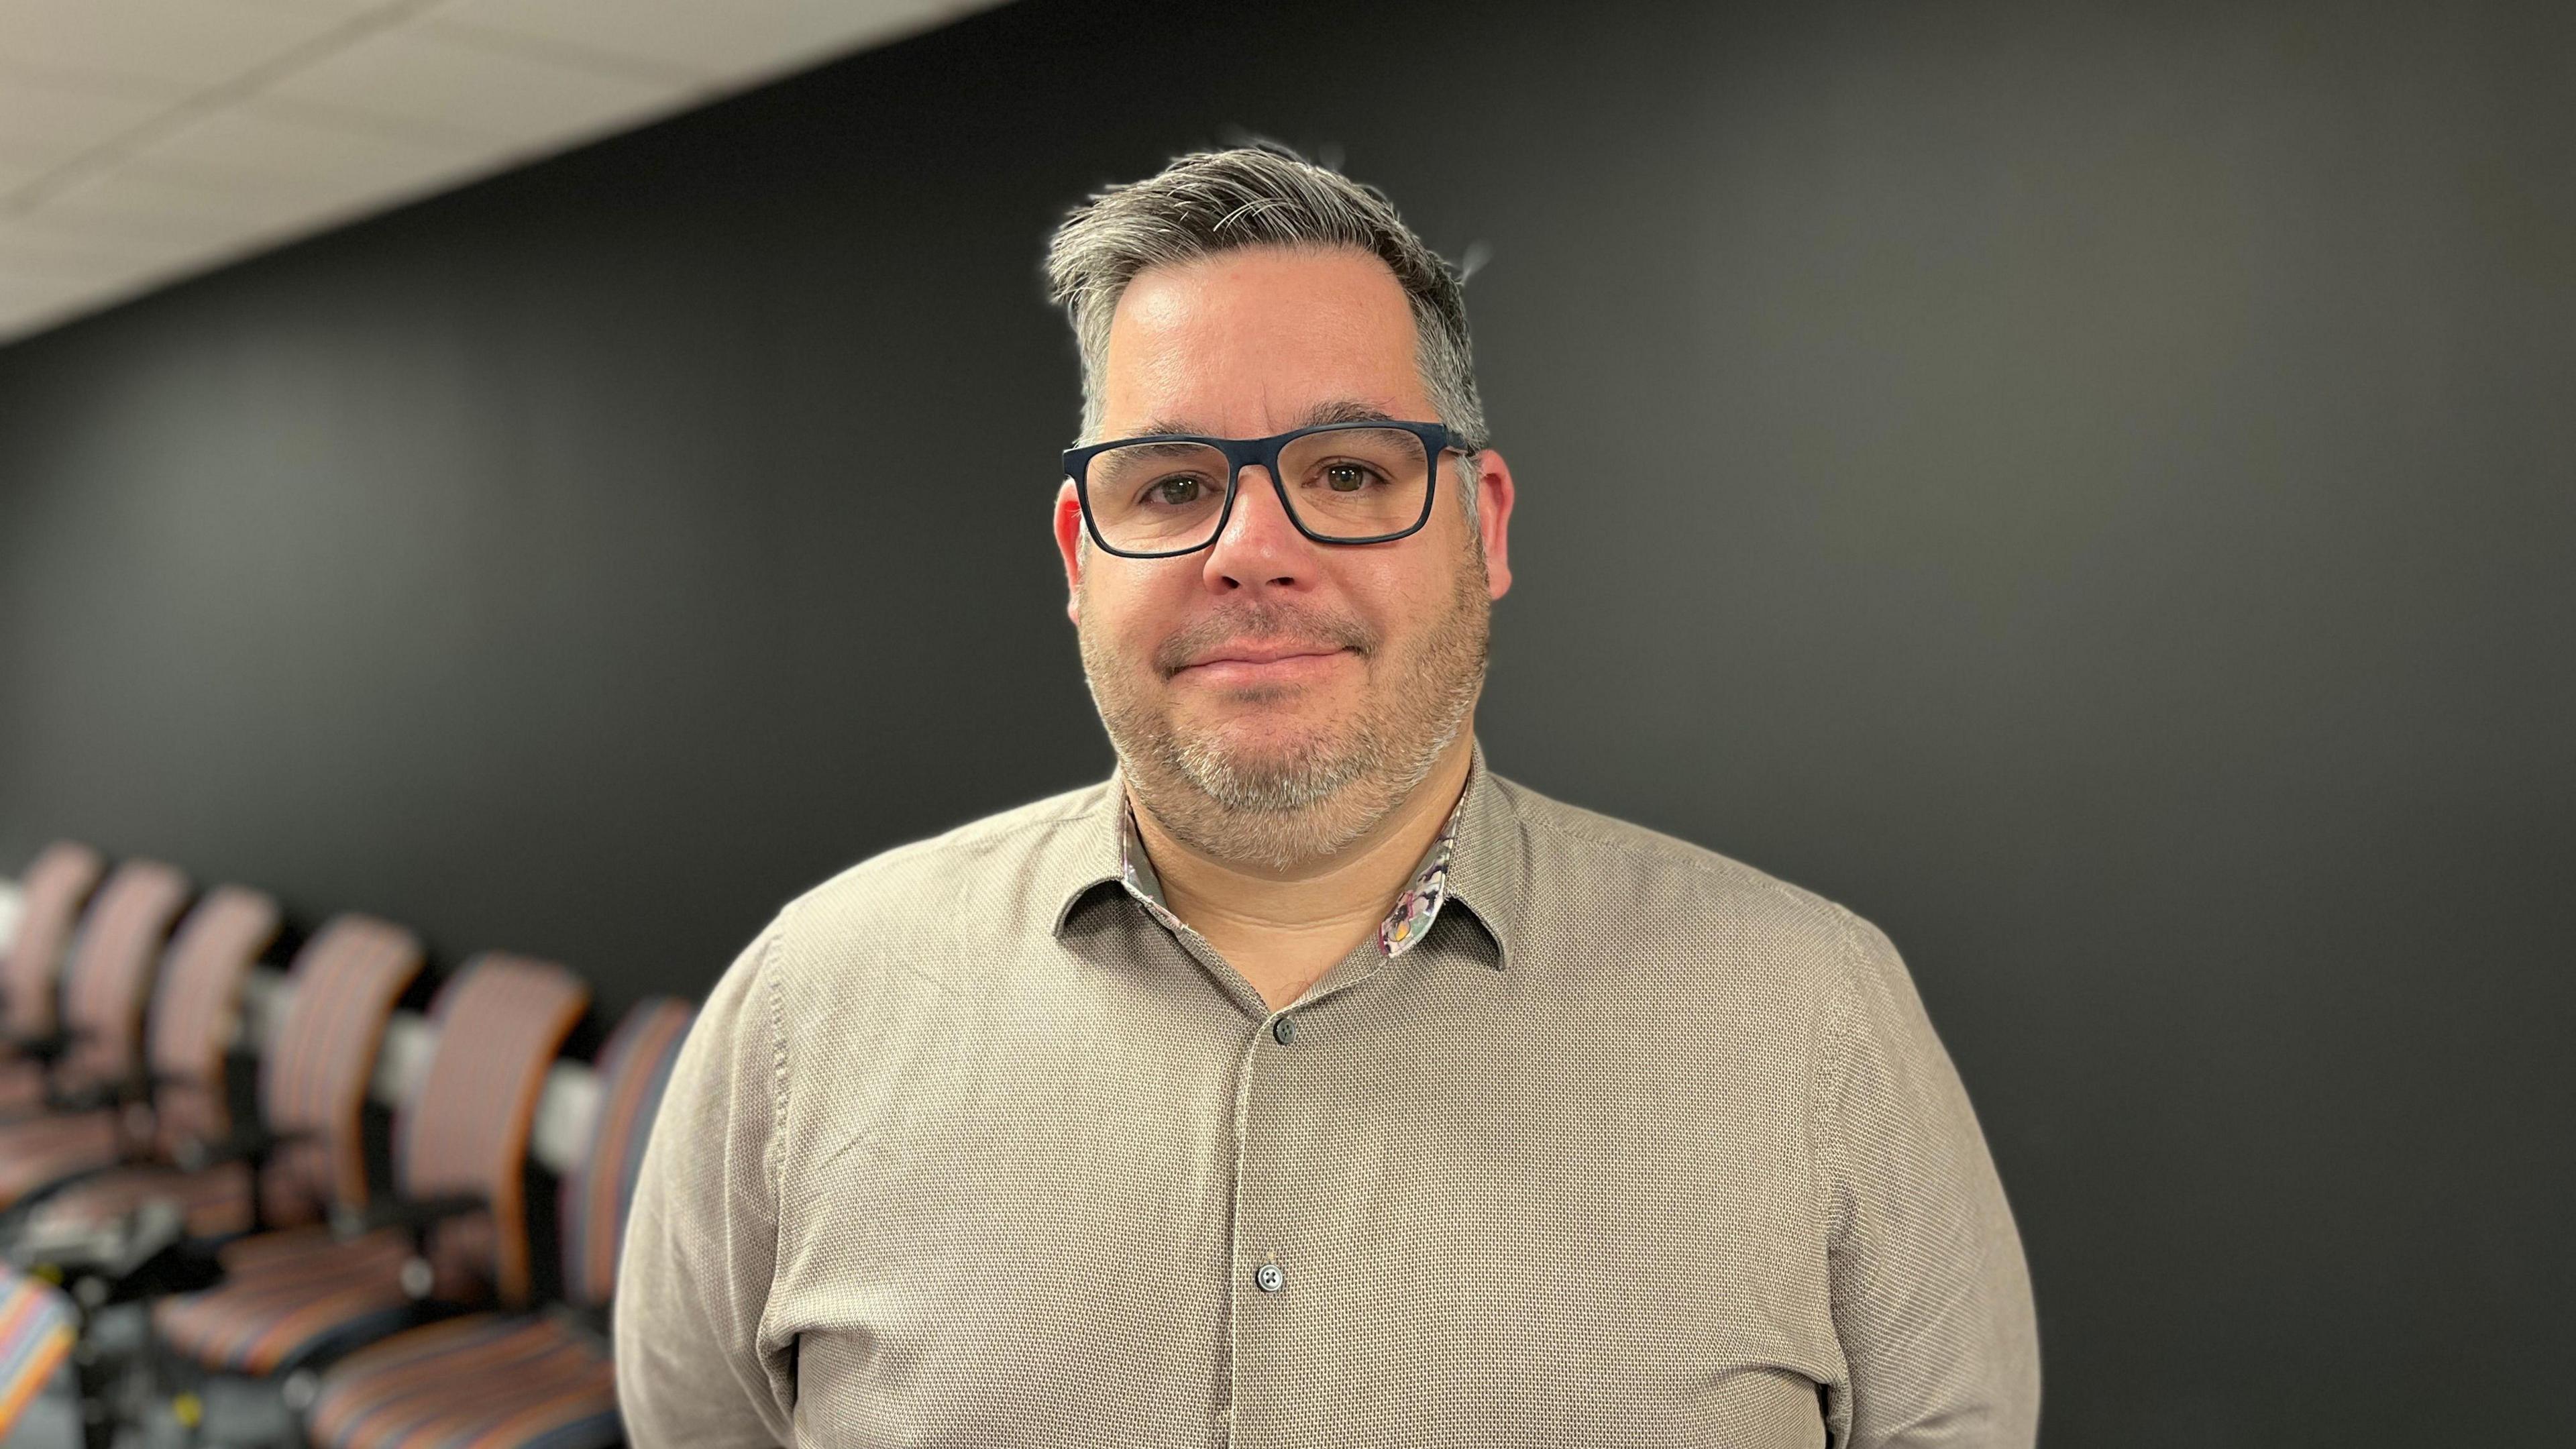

{"left": 327, "top": 1191, "right": 486, "bottom": 1242}
{"left": 543, "top": 1300, "right": 612, "bottom": 1351}
{"left": 39, "top": 1069, "right": 154, "bottom": 1116}
{"left": 170, "top": 1124, "right": 317, "bottom": 1173}
{"left": 6, "top": 1030, "right": 78, "bottom": 1064}
{"left": 330, "top": 1192, "right": 488, "bottom": 1297}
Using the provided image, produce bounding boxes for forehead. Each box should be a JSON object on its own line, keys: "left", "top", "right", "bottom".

{"left": 1099, "top": 245, "right": 1426, "bottom": 433}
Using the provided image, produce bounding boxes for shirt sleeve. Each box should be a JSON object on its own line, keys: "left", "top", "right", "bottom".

{"left": 614, "top": 917, "right": 798, "bottom": 1449}
{"left": 1815, "top": 908, "right": 2042, "bottom": 1448}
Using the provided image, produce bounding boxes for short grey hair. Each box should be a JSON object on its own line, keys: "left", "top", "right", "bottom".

{"left": 1045, "top": 142, "right": 1488, "bottom": 522}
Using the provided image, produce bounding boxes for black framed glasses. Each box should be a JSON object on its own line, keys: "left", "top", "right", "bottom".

{"left": 1063, "top": 419, "right": 1458, "bottom": 559}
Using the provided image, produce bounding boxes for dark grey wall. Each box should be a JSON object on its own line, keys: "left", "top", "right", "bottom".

{"left": 2, "top": 0, "right": 2569, "bottom": 1439}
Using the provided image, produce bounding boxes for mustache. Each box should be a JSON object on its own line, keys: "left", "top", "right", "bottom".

{"left": 1155, "top": 604, "right": 1377, "bottom": 678}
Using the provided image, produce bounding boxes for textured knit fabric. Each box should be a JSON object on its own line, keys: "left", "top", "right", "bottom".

{"left": 615, "top": 739, "right": 2039, "bottom": 1448}
{"left": 1118, "top": 791, "right": 1462, "bottom": 959}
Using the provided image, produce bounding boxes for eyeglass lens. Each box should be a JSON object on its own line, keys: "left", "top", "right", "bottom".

{"left": 1085, "top": 427, "right": 1430, "bottom": 553}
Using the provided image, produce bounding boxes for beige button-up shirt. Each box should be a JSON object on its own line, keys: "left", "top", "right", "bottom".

{"left": 615, "top": 739, "right": 2040, "bottom": 1447}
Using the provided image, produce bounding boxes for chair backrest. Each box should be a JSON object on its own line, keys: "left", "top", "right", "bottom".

{"left": 256, "top": 915, "right": 424, "bottom": 1227}
{"left": 561, "top": 998, "right": 694, "bottom": 1309}
{"left": 144, "top": 886, "right": 283, "bottom": 1151}
{"left": 55, "top": 859, "right": 191, "bottom": 1090}
{"left": 395, "top": 954, "right": 590, "bottom": 1306}
{"left": 3, "top": 843, "right": 105, "bottom": 1038}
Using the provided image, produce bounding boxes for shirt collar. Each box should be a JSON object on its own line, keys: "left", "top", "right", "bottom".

{"left": 1050, "top": 736, "right": 1517, "bottom": 969}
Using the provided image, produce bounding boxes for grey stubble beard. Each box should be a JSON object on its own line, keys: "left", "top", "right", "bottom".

{"left": 1077, "top": 538, "right": 1491, "bottom": 872}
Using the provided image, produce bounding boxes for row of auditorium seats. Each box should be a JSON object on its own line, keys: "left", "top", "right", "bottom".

{"left": 0, "top": 840, "right": 696, "bottom": 1449}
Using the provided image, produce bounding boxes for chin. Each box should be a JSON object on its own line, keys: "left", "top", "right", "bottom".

{"left": 1185, "top": 706, "right": 1344, "bottom": 758}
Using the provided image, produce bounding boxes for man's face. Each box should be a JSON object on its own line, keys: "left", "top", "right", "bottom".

{"left": 1054, "top": 244, "right": 1515, "bottom": 871}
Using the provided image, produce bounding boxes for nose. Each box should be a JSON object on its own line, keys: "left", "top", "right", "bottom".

{"left": 1200, "top": 464, "right": 1316, "bottom": 594}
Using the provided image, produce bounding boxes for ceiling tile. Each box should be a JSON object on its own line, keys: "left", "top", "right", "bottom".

{"left": 113, "top": 148, "right": 492, "bottom": 246}
{"left": 0, "top": 259, "right": 209, "bottom": 341}
{"left": 262, "top": 23, "right": 692, "bottom": 148}
{"left": 0, "top": 66, "right": 176, "bottom": 176}
{"left": 0, "top": 269, "right": 104, "bottom": 337}
{"left": 0, "top": 147, "right": 56, "bottom": 193}
{"left": 0, "top": 0, "right": 359, "bottom": 91}
{"left": 0, "top": 214, "right": 194, "bottom": 280}
{"left": 428, "top": 0, "right": 977, "bottom": 80}
{"left": 231, "top": 0, "right": 410, "bottom": 13}
{"left": 130, "top": 95, "right": 488, "bottom": 188}
{"left": 11, "top": 164, "right": 289, "bottom": 253}
{"left": 0, "top": 0, "right": 1004, "bottom": 344}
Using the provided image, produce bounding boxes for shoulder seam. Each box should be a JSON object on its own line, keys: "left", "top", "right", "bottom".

{"left": 1808, "top": 902, "right": 1872, "bottom": 1242}
{"left": 806, "top": 791, "right": 1108, "bottom": 896}
{"left": 763, "top": 906, "right": 793, "bottom": 1223}
{"left": 1511, "top": 792, "right": 1841, "bottom": 923}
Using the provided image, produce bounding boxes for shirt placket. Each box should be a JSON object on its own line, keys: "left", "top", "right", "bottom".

{"left": 1213, "top": 934, "right": 1393, "bottom": 1447}
{"left": 1115, "top": 791, "right": 1468, "bottom": 1446}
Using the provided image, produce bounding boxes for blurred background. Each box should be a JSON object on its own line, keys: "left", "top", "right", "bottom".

{"left": 2, "top": 0, "right": 2570, "bottom": 1443}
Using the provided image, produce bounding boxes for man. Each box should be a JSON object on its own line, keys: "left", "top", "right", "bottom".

{"left": 616, "top": 143, "right": 2040, "bottom": 1448}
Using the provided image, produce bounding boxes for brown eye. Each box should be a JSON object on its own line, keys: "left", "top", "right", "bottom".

{"left": 1324, "top": 463, "right": 1376, "bottom": 492}
{"left": 1146, "top": 476, "right": 1204, "bottom": 507}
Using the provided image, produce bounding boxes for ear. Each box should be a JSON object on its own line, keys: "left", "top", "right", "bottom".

{"left": 1470, "top": 447, "right": 1516, "bottom": 600}
{"left": 1055, "top": 479, "right": 1087, "bottom": 625}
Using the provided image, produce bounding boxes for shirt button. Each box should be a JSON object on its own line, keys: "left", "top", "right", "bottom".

{"left": 1254, "top": 1263, "right": 1284, "bottom": 1292}
{"left": 1271, "top": 1015, "right": 1297, "bottom": 1044}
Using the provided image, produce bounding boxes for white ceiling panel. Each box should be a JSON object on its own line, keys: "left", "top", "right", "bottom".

{"left": 429, "top": 0, "right": 971, "bottom": 80}
{"left": 13, "top": 169, "right": 282, "bottom": 250}
{"left": 0, "top": 66, "right": 174, "bottom": 172}
{"left": 264, "top": 25, "right": 689, "bottom": 148}
{"left": 0, "top": 0, "right": 362, "bottom": 91}
{"left": 0, "top": 146, "right": 58, "bottom": 194}
{"left": 233, "top": 0, "right": 413, "bottom": 13}
{"left": 0, "top": 216, "right": 195, "bottom": 281}
{"left": 0, "top": 0, "right": 1016, "bottom": 344}
{"left": 0, "top": 269, "right": 95, "bottom": 329}
{"left": 129, "top": 97, "right": 491, "bottom": 189}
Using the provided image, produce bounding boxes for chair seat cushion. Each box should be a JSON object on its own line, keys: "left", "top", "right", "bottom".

{"left": 0, "top": 1062, "right": 49, "bottom": 1118}
{"left": 0, "top": 1270, "right": 77, "bottom": 1437}
{"left": 0, "top": 1110, "right": 123, "bottom": 1208}
{"left": 19, "top": 1161, "right": 257, "bottom": 1243}
{"left": 153, "top": 1227, "right": 419, "bottom": 1375}
{"left": 307, "top": 1312, "right": 616, "bottom": 1449}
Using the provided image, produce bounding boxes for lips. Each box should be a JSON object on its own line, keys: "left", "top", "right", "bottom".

{"left": 1169, "top": 643, "right": 1355, "bottom": 687}
{"left": 1179, "top": 642, "right": 1348, "bottom": 669}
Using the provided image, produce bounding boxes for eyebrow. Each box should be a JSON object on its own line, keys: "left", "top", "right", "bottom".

{"left": 1135, "top": 399, "right": 1399, "bottom": 438}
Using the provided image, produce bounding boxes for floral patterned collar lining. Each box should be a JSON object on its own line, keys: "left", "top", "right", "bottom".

{"left": 1116, "top": 783, "right": 1466, "bottom": 960}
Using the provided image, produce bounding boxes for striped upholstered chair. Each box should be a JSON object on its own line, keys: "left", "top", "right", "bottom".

{"left": 0, "top": 842, "right": 108, "bottom": 1110}
{"left": 0, "top": 1267, "right": 78, "bottom": 1438}
{"left": 150, "top": 954, "right": 592, "bottom": 1383}
{"left": 0, "top": 858, "right": 193, "bottom": 1203}
{"left": 8, "top": 913, "right": 417, "bottom": 1247}
{"left": 304, "top": 998, "right": 695, "bottom": 1449}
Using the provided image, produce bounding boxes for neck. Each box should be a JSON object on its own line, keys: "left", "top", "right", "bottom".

{"left": 1128, "top": 729, "right": 1475, "bottom": 955}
